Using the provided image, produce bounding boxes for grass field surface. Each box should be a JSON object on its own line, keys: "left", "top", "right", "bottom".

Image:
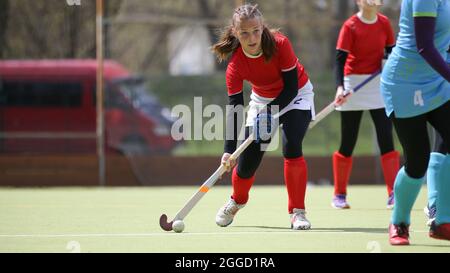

{"left": 0, "top": 185, "right": 448, "bottom": 253}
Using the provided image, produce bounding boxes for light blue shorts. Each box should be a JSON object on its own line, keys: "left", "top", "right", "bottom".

{"left": 381, "top": 49, "right": 450, "bottom": 118}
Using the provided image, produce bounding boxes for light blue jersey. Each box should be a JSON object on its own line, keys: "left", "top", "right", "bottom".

{"left": 381, "top": 0, "right": 450, "bottom": 118}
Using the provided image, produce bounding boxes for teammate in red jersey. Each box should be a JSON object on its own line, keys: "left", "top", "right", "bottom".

{"left": 331, "top": 0, "right": 399, "bottom": 209}
{"left": 211, "top": 4, "right": 315, "bottom": 230}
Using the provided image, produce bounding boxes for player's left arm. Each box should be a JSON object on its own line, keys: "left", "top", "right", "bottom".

{"left": 413, "top": 0, "right": 450, "bottom": 82}
{"left": 415, "top": 17, "right": 450, "bottom": 82}
{"left": 254, "top": 66, "right": 298, "bottom": 143}
{"left": 266, "top": 67, "right": 298, "bottom": 112}
{"left": 266, "top": 37, "right": 299, "bottom": 112}
{"left": 255, "top": 37, "right": 299, "bottom": 142}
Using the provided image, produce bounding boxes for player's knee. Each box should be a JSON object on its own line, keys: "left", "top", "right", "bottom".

{"left": 377, "top": 135, "right": 394, "bottom": 154}
{"left": 404, "top": 167, "right": 427, "bottom": 179}
{"left": 338, "top": 147, "right": 353, "bottom": 158}
{"left": 339, "top": 140, "right": 356, "bottom": 157}
{"left": 379, "top": 144, "right": 395, "bottom": 155}
{"left": 283, "top": 143, "right": 302, "bottom": 158}
{"left": 405, "top": 159, "right": 429, "bottom": 179}
{"left": 237, "top": 165, "right": 257, "bottom": 179}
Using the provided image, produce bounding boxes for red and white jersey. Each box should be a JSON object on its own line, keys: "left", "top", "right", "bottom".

{"left": 337, "top": 13, "right": 395, "bottom": 76}
{"left": 226, "top": 32, "right": 309, "bottom": 98}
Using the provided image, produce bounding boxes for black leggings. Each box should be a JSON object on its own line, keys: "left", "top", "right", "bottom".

{"left": 433, "top": 130, "right": 448, "bottom": 154}
{"left": 339, "top": 108, "right": 394, "bottom": 157}
{"left": 391, "top": 101, "right": 450, "bottom": 179}
{"left": 237, "top": 109, "right": 311, "bottom": 179}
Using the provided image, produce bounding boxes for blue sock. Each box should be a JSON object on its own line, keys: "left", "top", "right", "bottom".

{"left": 427, "top": 152, "right": 446, "bottom": 209}
{"left": 391, "top": 167, "right": 424, "bottom": 225}
{"left": 436, "top": 155, "right": 450, "bottom": 225}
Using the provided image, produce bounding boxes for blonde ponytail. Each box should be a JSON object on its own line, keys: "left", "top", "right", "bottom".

{"left": 211, "top": 26, "right": 240, "bottom": 63}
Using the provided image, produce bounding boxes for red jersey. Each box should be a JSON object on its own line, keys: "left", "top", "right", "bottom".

{"left": 226, "top": 33, "right": 309, "bottom": 98}
{"left": 336, "top": 13, "right": 395, "bottom": 76}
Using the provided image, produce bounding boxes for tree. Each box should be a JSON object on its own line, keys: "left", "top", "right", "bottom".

{"left": 1, "top": 0, "right": 121, "bottom": 59}
{"left": 0, "top": 0, "right": 9, "bottom": 58}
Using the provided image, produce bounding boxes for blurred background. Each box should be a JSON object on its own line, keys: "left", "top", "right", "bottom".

{"left": 0, "top": 0, "right": 404, "bottom": 186}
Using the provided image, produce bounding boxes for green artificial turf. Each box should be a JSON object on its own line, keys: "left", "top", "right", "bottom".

{"left": 0, "top": 185, "right": 448, "bottom": 253}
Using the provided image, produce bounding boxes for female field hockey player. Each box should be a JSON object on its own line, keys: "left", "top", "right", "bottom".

{"left": 381, "top": 0, "right": 450, "bottom": 245}
{"left": 332, "top": 0, "right": 398, "bottom": 210}
{"left": 211, "top": 4, "right": 315, "bottom": 230}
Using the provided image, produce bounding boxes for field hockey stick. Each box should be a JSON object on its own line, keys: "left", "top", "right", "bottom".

{"left": 308, "top": 70, "right": 381, "bottom": 129}
{"left": 160, "top": 109, "right": 282, "bottom": 231}
{"left": 159, "top": 132, "right": 255, "bottom": 231}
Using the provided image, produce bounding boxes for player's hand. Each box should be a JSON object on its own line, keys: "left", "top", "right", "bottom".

{"left": 334, "top": 86, "right": 351, "bottom": 106}
{"left": 221, "top": 153, "right": 236, "bottom": 173}
{"left": 254, "top": 111, "right": 273, "bottom": 143}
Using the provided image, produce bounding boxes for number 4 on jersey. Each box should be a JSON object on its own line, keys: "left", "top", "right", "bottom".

{"left": 414, "top": 90, "right": 424, "bottom": 106}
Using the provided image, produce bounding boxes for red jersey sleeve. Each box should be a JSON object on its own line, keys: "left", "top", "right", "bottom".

{"left": 226, "top": 59, "right": 244, "bottom": 96}
{"left": 278, "top": 36, "right": 298, "bottom": 71}
{"left": 383, "top": 18, "right": 395, "bottom": 46}
{"left": 336, "top": 22, "right": 353, "bottom": 53}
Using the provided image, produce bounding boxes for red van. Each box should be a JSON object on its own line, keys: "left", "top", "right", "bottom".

{"left": 0, "top": 60, "right": 177, "bottom": 154}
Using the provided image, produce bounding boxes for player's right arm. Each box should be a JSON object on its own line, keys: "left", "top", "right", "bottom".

{"left": 222, "top": 61, "right": 244, "bottom": 172}
{"left": 335, "top": 50, "right": 349, "bottom": 106}
{"left": 222, "top": 92, "right": 244, "bottom": 172}
{"left": 335, "top": 21, "right": 352, "bottom": 106}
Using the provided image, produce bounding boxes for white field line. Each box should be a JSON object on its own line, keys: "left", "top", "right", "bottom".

{"left": 0, "top": 230, "right": 429, "bottom": 238}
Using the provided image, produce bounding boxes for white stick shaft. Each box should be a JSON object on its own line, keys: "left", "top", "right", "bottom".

{"left": 308, "top": 71, "right": 380, "bottom": 129}
{"left": 173, "top": 133, "right": 255, "bottom": 221}
{"left": 174, "top": 165, "right": 226, "bottom": 221}
{"left": 229, "top": 133, "right": 254, "bottom": 161}
{"left": 308, "top": 102, "right": 335, "bottom": 129}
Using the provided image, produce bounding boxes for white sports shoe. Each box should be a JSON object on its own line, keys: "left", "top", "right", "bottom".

{"left": 216, "top": 199, "right": 245, "bottom": 227}
{"left": 290, "top": 208, "right": 311, "bottom": 230}
{"left": 424, "top": 205, "right": 436, "bottom": 227}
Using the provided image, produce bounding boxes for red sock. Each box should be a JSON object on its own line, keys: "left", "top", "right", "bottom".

{"left": 231, "top": 167, "right": 255, "bottom": 205}
{"left": 284, "top": 157, "right": 307, "bottom": 213}
{"left": 333, "top": 151, "right": 353, "bottom": 195}
{"left": 381, "top": 150, "right": 400, "bottom": 195}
